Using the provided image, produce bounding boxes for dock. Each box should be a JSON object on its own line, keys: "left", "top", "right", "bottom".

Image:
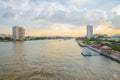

{"left": 76, "top": 40, "right": 120, "bottom": 63}
{"left": 87, "top": 45, "right": 120, "bottom": 63}
{"left": 87, "top": 46, "right": 102, "bottom": 54}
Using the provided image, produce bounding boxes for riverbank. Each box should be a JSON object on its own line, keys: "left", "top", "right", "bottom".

{"left": 76, "top": 39, "right": 87, "bottom": 47}
{"left": 0, "top": 38, "right": 74, "bottom": 42}
{"left": 0, "top": 40, "right": 13, "bottom": 42}
{"left": 88, "top": 45, "right": 120, "bottom": 63}
{"left": 76, "top": 40, "right": 120, "bottom": 63}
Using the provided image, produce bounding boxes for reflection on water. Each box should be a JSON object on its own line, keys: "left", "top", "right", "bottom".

{"left": 0, "top": 39, "right": 120, "bottom": 80}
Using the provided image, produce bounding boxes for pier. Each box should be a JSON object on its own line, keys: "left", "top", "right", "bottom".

{"left": 87, "top": 45, "right": 101, "bottom": 54}
{"left": 77, "top": 40, "right": 120, "bottom": 63}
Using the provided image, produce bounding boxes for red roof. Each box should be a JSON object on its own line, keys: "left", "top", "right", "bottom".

{"left": 101, "top": 46, "right": 112, "bottom": 50}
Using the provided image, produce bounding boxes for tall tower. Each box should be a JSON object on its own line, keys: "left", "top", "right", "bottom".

{"left": 13, "top": 26, "right": 25, "bottom": 41}
{"left": 87, "top": 24, "right": 93, "bottom": 38}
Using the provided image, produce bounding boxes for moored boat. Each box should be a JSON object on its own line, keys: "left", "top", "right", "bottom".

{"left": 81, "top": 51, "right": 92, "bottom": 56}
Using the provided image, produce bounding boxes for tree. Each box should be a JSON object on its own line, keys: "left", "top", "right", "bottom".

{"left": 90, "top": 37, "right": 95, "bottom": 41}
{"left": 0, "top": 37, "right": 3, "bottom": 40}
{"left": 4, "top": 37, "right": 11, "bottom": 40}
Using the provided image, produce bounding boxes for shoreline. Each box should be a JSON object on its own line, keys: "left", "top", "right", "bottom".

{"left": 87, "top": 45, "right": 120, "bottom": 63}
{"left": 0, "top": 38, "right": 73, "bottom": 42}
{"left": 76, "top": 39, "right": 87, "bottom": 47}
{"left": 0, "top": 40, "right": 13, "bottom": 42}
{"left": 77, "top": 40, "right": 120, "bottom": 63}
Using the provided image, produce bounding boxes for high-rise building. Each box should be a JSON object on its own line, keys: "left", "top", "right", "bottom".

{"left": 87, "top": 24, "right": 93, "bottom": 38}
{"left": 13, "top": 26, "right": 25, "bottom": 40}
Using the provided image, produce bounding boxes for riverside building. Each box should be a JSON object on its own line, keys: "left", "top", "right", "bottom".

{"left": 12, "top": 26, "right": 25, "bottom": 40}
{"left": 87, "top": 24, "right": 93, "bottom": 38}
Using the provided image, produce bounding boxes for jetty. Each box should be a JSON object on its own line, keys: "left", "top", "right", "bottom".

{"left": 76, "top": 40, "right": 120, "bottom": 63}
{"left": 87, "top": 46, "right": 101, "bottom": 54}
{"left": 87, "top": 45, "right": 120, "bottom": 63}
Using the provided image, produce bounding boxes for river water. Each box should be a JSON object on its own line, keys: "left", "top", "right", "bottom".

{"left": 0, "top": 39, "right": 120, "bottom": 80}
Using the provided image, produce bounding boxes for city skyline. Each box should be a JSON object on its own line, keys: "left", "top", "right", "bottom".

{"left": 0, "top": 0, "right": 120, "bottom": 37}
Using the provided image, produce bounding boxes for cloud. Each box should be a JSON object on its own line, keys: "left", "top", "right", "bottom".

{"left": 110, "top": 12, "right": 120, "bottom": 29}
{"left": 110, "top": 5, "right": 120, "bottom": 29}
{"left": 94, "top": 22, "right": 120, "bottom": 36}
{"left": 34, "top": 6, "right": 107, "bottom": 26}
{"left": 0, "top": 0, "right": 31, "bottom": 20}
{"left": 71, "top": 0, "right": 93, "bottom": 4}
{"left": 0, "top": 0, "right": 107, "bottom": 26}
{"left": 0, "top": 0, "right": 110, "bottom": 26}
{"left": 2, "top": 7, "right": 14, "bottom": 18}
{"left": 112, "top": 5, "right": 120, "bottom": 15}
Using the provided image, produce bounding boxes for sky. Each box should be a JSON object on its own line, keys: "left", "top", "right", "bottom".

{"left": 0, "top": 0, "right": 120, "bottom": 37}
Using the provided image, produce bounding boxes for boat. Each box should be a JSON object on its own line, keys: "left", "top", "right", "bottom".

{"left": 81, "top": 51, "right": 92, "bottom": 56}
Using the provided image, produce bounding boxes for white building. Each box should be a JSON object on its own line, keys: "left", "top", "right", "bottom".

{"left": 13, "top": 26, "right": 25, "bottom": 40}
{"left": 87, "top": 24, "right": 93, "bottom": 38}
{"left": 0, "top": 34, "right": 8, "bottom": 39}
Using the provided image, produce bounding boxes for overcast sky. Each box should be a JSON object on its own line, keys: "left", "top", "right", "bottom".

{"left": 0, "top": 0, "right": 120, "bottom": 36}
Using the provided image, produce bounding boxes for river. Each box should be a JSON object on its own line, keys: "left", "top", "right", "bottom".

{"left": 0, "top": 39, "right": 120, "bottom": 80}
